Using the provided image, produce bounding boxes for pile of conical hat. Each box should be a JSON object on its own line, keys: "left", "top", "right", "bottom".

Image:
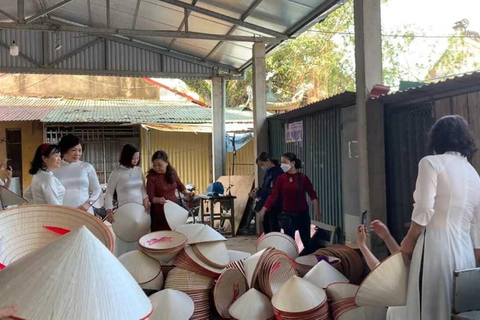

{"left": 173, "top": 224, "right": 229, "bottom": 279}
{"left": 139, "top": 230, "right": 187, "bottom": 264}
{"left": 314, "top": 244, "right": 365, "bottom": 284}
{"left": 119, "top": 250, "right": 164, "bottom": 291}
{"left": 355, "top": 251, "right": 408, "bottom": 307}
{"left": 213, "top": 268, "right": 248, "bottom": 318}
{"left": 0, "top": 205, "right": 113, "bottom": 270}
{"left": 295, "top": 254, "right": 341, "bottom": 276}
{"left": 229, "top": 288, "right": 275, "bottom": 320}
{"left": 0, "top": 226, "right": 152, "bottom": 320}
{"left": 243, "top": 248, "right": 297, "bottom": 298}
{"left": 112, "top": 203, "right": 151, "bottom": 242}
{"left": 326, "top": 283, "right": 359, "bottom": 301}
{"left": 149, "top": 289, "right": 194, "bottom": 320}
{"left": 164, "top": 267, "right": 214, "bottom": 320}
{"left": 225, "top": 250, "right": 251, "bottom": 279}
{"left": 271, "top": 276, "right": 329, "bottom": 320}
{"left": 256, "top": 232, "right": 299, "bottom": 260}
{"left": 164, "top": 200, "right": 189, "bottom": 230}
{"left": 304, "top": 260, "right": 349, "bottom": 289}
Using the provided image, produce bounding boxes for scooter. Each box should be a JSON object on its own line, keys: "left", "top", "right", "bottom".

{"left": 178, "top": 183, "right": 201, "bottom": 223}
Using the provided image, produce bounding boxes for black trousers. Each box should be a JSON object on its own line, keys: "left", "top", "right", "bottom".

{"left": 278, "top": 211, "right": 312, "bottom": 256}
{"left": 262, "top": 210, "right": 281, "bottom": 234}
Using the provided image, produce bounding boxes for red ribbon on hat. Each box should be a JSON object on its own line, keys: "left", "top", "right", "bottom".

{"left": 43, "top": 226, "right": 70, "bottom": 235}
{"left": 40, "top": 143, "right": 51, "bottom": 154}
{"left": 0, "top": 263, "right": 5, "bottom": 270}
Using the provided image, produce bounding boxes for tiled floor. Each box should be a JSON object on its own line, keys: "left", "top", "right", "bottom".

{"left": 225, "top": 235, "right": 257, "bottom": 254}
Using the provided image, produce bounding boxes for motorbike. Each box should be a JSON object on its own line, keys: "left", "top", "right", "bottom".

{"left": 178, "top": 183, "right": 201, "bottom": 223}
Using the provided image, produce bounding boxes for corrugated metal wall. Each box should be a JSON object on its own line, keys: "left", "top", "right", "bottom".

{"left": 0, "top": 29, "right": 215, "bottom": 76}
{"left": 268, "top": 108, "right": 344, "bottom": 241}
{"left": 141, "top": 128, "right": 212, "bottom": 192}
{"left": 226, "top": 139, "right": 255, "bottom": 176}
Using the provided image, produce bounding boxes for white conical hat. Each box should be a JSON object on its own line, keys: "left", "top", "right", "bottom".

{"left": 229, "top": 288, "right": 274, "bottom": 320}
{"left": 256, "top": 232, "right": 299, "bottom": 260}
{"left": 0, "top": 187, "right": 27, "bottom": 206}
{"left": 355, "top": 252, "right": 408, "bottom": 307}
{"left": 175, "top": 224, "right": 226, "bottom": 244}
{"left": 192, "top": 241, "right": 230, "bottom": 268}
{"left": 244, "top": 248, "right": 269, "bottom": 288}
{"left": 304, "top": 260, "right": 349, "bottom": 289}
{"left": 119, "top": 250, "right": 163, "bottom": 290}
{"left": 112, "top": 203, "right": 151, "bottom": 242}
{"left": 214, "top": 268, "right": 248, "bottom": 318}
{"left": 326, "top": 283, "right": 359, "bottom": 302}
{"left": 164, "top": 200, "right": 189, "bottom": 230}
{"left": 271, "top": 276, "right": 326, "bottom": 313}
{"left": 337, "top": 306, "right": 387, "bottom": 320}
{"left": 0, "top": 205, "right": 113, "bottom": 269}
{"left": 0, "top": 226, "right": 152, "bottom": 320}
{"left": 149, "top": 289, "right": 194, "bottom": 320}
{"left": 228, "top": 250, "right": 252, "bottom": 262}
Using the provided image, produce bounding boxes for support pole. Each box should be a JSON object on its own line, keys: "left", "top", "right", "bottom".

{"left": 211, "top": 76, "right": 226, "bottom": 182}
{"left": 252, "top": 42, "right": 268, "bottom": 187}
{"left": 17, "top": 0, "right": 24, "bottom": 23}
{"left": 354, "top": 0, "right": 382, "bottom": 245}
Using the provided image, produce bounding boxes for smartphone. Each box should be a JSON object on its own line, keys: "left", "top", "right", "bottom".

{"left": 361, "top": 210, "right": 367, "bottom": 226}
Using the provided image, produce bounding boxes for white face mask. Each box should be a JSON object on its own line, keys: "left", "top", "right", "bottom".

{"left": 281, "top": 163, "right": 292, "bottom": 173}
{"left": 260, "top": 165, "right": 269, "bottom": 172}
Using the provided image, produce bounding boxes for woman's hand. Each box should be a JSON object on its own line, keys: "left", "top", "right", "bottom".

{"left": 153, "top": 197, "right": 166, "bottom": 205}
{"left": 78, "top": 202, "right": 90, "bottom": 212}
{"left": 143, "top": 197, "right": 151, "bottom": 214}
{"left": 4, "top": 167, "right": 12, "bottom": 182}
{"left": 356, "top": 225, "right": 368, "bottom": 248}
{"left": 249, "top": 188, "right": 259, "bottom": 198}
{"left": 370, "top": 220, "right": 390, "bottom": 240}
{"left": 0, "top": 305, "right": 18, "bottom": 319}
{"left": 106, "top": 209, "right": 114, "bottom": 223}
{"left": 400, "top": 236, "right": 415, "bottom": 266}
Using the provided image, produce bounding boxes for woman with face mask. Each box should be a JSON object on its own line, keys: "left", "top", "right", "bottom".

{"left": 146, "top": 150, "right": 192, "bottom": 232}
{"left": 53, "top": 134, "right": 102, "bottom": 214}
{"left": 24, "top": 143, "right": 65, "bottom": 205}
{"left": 250, "top": 152, "right": 283, "bottom": 234}
{"left": 259, "top": 152, "right": 320, "bottom": 255}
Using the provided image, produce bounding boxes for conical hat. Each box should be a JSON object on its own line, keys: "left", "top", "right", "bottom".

{"left": 256, "top": 232, "right": 299, "bottom": 260}
{"left": 337, "top": 306, "right": 387, "bottom": 320}
{"left": 119, "top": 250, "right": 162, "bottom": 288}
{"left": 0, "top": 226, "right": 152, "bottom": 320}
{"left": 112, "top": 203, "right": 151, "bottom": 242}
{"left": 175, "top": 224, "right": 226, "bottom": 244}
{"left": 355, "top": 251, "right": 407, "bottom": 307}
{"left": 0, "top": 187, "right": 27, "bottom": 206}
{"left": 228, "top": 250, "right": 252, "bottom": 262}
{"left": 164, "top": 200, "right": 189, "bottom": 230}
{"left": 229, "top": 288, "right": 274, "bottom": 320}
{"left": 192, "top": 241, "right": 230, "bottom": 268}
{"left": 149, "top": 289, "right": 194, "bottom": 320}
{"left": 184, "top": 245, "right": 224, "bottom": 275}
{"left": 326, "top": 283, "right": 359, "bottom": 301}
{"left": 271, "top": 276, "right": 326, "bottom": 313}
{"left": 0, "top": 205, "right": 113, "bottom": 269}
{"left": 304, "top": 260, "right": 349, "bottom": 289}
{"left": 214, "top": 268, "right": 248, "bottom": 318}
{"left": 244, "top": 248, "right": 269, "bottom": 288}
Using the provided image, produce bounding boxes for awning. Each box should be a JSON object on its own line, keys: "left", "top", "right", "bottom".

{"left": 141, "top": 123, "right": 253, "bottom": 134}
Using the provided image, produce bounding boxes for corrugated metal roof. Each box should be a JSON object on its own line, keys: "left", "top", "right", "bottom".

{"left": 0, "top": 0, "right": 342, "bottom": 74}
{"left": 0, "top": 96, "right": 253, "bottom": 124}
{"left": 375, "top": 72, "right": 480, "bottom": 105}
{"left": 269, "top": 91, "right": 356, "bottom": 120}
{"left": 0, "top": 96, "right": 55, "bottom": 121}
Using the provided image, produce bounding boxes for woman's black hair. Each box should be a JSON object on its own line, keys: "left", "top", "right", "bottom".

{"left": 148, "top": 150, "right": 176, "bottom": 184}
{"left": 428, "top": 115, "right": 477, "bottom": 159}
{"left": 256, "top": 151, "right": 280, "bottom": 166}
{"left": 282, "top": 152, "right": 302, "bottom": 169}
{"left": 119, "top": 144, "right": 140, "bottom": 168}
{"left": 58, "top": 134, "right": 82, "bottom": 157}
{"left": 29, "top": 144, "right": 60, "bottom": 175}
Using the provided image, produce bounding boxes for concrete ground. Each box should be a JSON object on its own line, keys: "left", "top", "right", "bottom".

{"left": 225, "top": 235, "right": 257, "bottom": 254}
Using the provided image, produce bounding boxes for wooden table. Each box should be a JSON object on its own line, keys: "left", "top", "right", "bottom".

{"left": 198, "top": 194, "right": 236, "bottom": 237}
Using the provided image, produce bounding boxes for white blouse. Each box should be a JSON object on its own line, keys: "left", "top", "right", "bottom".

{"left": 24, "top": 170, "right": 65, "bottom": 205}
{"left": 105, "top": 166, "right": 147, "bottom": 210}
{"left": 53, "top": 160, "right": 102, "bottom": 214}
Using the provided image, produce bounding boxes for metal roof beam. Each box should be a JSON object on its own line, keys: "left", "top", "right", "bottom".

{"left": 132, "top": 0, "right": 142, "bottom": 29}
{"left": 0, "top": 8, "right": 17, "bottom": 22}
{"left": 0, "top": 22, "right": 282, "bottom": 43}
{"left": 168, "top": 0, "right": 198, "bottom": 49}
{"left": 25, "top": 0, "right": 74, "bottom": 23}
{"left": 106, "top": 0, "right": 110, "bottom": 28}
{"left": 18, "top": 0, "right": 25, "bottom": 22}
{"left": 205, "top": 0, "right": 263, "bottom": 60}
{"left": 156, "top": 0, "right": 288, "bottom": 39}
{"left": 48, "top": 37, "right": 104, "bottom": 68}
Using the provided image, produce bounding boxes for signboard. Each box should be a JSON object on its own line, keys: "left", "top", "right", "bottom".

{"left": 285, "top": 121, "right": 303, "bottom": 143}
